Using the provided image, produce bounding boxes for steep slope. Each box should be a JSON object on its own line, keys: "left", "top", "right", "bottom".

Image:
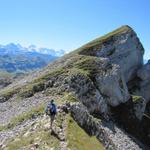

{"left": 0, "top": 25, "right": 149, "bottom": 150}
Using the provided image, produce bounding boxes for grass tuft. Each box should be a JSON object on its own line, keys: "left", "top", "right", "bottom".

{"left": 132, "top": 95, "right": 142, "bottom": 102}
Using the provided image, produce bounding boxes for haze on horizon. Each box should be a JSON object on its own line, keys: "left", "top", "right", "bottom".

{"left": 0, "top": 0, "right": 149, "bottom": 60}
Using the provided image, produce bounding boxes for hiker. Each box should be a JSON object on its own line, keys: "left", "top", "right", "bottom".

{"left": 45, "top": 100, "right": 57, "bottom": 130}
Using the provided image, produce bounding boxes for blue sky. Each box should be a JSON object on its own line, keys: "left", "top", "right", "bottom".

{"left": 0, "top": 0, "right": 149, "bottom": 59}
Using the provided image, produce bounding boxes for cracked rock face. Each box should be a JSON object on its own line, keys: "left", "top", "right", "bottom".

{"left": 66, "top": 57, "right": 130, "bottom": 114}
{"left": 95, "top": 64, "right": 129, "bottom": 107}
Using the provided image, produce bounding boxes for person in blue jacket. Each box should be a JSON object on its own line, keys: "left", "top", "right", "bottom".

{"left": 45, "top": 100, "right": 57, "bottom": 130}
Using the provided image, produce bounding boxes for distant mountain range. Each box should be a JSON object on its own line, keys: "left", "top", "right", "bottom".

{"left": 0, "top": 43, "right": 65, "bottom": 57}
{"left": 0, "top": 43, "right": 66, "bottom": 74}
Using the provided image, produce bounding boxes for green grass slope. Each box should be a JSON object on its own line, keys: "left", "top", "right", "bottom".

{"left": 67, "top": 117, "right": 104, "bottom": 150}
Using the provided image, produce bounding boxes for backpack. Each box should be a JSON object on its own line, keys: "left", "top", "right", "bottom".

{"left": 50, "top": 104, "right": 57, "bottom": 115}
{"left": 46, "top": 103, "right": 56, "bottom": 115}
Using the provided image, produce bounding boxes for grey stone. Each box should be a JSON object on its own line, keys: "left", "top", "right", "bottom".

{"left": 137, "top": 60, "right": 150, "bottom": 80}
{"left": 131, "top": 61, "right": 150, "bottom": 103}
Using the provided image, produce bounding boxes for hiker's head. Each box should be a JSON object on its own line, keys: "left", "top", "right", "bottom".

{"left": 51, "top": 99, "right": 54, "bottom": 104}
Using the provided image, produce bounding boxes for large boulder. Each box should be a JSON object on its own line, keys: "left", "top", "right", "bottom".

{"left": 95, "top": 63, "right": 129, "bottom": 106}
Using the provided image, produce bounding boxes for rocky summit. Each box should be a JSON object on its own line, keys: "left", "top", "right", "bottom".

{"left": 0, "top": 25, "right": 149, "bottom": 150}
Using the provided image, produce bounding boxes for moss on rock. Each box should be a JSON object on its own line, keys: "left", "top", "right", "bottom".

{"left": 132, "top": 95, "right": 142, "bottom": 103}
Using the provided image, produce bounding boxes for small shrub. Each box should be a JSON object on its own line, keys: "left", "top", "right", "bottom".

{"left": 32, "top": 82, "right": 45, "bottom": 93}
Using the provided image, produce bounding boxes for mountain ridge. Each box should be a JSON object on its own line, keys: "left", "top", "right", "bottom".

{"left": 0, "top": 26, "right": 150, "bottom": 150}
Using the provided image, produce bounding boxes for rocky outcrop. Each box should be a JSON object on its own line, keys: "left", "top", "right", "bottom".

{"left": 64, "top": 26, "right": 144, "bottom": 114}
{"left": 64, "top": 56, "right": 130, "bottom": 115}
{"left": 78, "top": 26, "right": 144, "bottom": 82}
